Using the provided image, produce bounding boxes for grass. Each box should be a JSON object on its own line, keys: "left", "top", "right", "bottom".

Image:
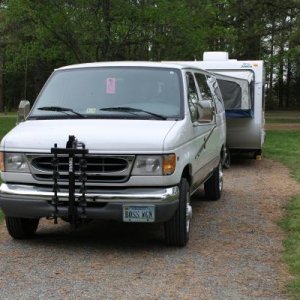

{"left": 0, "top": 112, "right": 17, "bottom": 117}
{"left": 0, "top": 116, "right": 16, "bottom": 141}
{"left": 264, "top": 131, "right": 300, "bottom": 181}
{"left": 264, "top": 114, "right": 300, "bottom": 298}
{"left": 0, "top": 115, "right": 17, "bottom": 222}
{"left": 279, "top": 195, "right": 300, "bottom": 297}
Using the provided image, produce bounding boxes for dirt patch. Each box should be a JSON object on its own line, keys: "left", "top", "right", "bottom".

{"left": 0, "top": 158, "right": 299, "bottom": 299}
{"left": 266, "top": 124, "right": 300, "bottom": 130}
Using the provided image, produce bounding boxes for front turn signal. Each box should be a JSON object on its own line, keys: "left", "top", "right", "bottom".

{"left": 163, "top": 154, "right": 176, "bottom": 176}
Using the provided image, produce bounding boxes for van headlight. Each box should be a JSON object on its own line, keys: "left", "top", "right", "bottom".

{"left": 132, "top": 154, "right": 176, "bottom": 176}
{"left": 2, "top": 153, "right": 30, "bottom": 172}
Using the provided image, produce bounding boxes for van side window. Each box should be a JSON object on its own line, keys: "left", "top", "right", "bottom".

{"left": 205, "top": 77, "right": 225, "bottom": 113}
{"left": 197, "top": 73, "right": 225, "bottom": 114}
{"left": 211, "top": 81, "right": 225, "bottom": 113}
{"left": 195, "top": 73, "right": 213, "bottom": 101}
{"left": 186, "top": 72, "right": 199, "bottom": 122}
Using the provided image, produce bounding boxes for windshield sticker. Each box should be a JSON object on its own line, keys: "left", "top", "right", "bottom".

{"left": 106, "top": 78, "right": 116, "bottom": 94}
{"left": 86, "top": 108, "right": 97, "bottom": 114}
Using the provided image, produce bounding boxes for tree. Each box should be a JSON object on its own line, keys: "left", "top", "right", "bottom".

{"left": 0, "top": 0, "right": 300, "bottom": 110}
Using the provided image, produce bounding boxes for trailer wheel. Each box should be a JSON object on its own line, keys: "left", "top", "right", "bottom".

{"left": 254, "top": 150, "right": 262, "bottom": 160}
{"left": 5, "top": 217, "right": 39, "bottom": 239}
{"left": 223, "top": 152, "right": 231, "bottom": 169}
{"left": 204, "top": 162, "right": 223, "bottom": 201}
{"left": 164, "top": 178, "right": 192, "bottom": 246}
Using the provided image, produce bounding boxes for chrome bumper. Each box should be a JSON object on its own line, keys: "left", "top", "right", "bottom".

{"left": 0, "top": 183, "right": 179, "bottom": 203}
{"left": 0, "top": 183, "right": 180, "bottom": 222}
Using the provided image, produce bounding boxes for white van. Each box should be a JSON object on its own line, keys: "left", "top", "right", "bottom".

{"left": 0, "top": 62, "right": 226, "bottom": 246}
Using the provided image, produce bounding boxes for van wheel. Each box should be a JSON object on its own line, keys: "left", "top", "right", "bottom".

{"left": 5, "top": 217, "right": 39, "bottom": 239}
{"left": 164, "top": 178, "right": 192, "bottom": 246}
{"left": 204, "top": 162, "right": 223, "bottom": 201}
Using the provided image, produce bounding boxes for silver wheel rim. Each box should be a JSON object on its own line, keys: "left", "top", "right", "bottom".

{"left": 186, "top": 191, "right": 192, "bottom": 233}
{"left": 219, "top": 164, "right": 223, "bottom": 192}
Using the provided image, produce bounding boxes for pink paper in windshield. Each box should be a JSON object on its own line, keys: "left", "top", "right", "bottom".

{"left": 106, "top": 78, "right": 116, "bottom": 94}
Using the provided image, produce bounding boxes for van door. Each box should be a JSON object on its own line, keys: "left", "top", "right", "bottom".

{"left": 186, "top": 72, "right": 215, "bottom": 191}
{"left": 194, "top": 73, "right": 225, "bottom": 165}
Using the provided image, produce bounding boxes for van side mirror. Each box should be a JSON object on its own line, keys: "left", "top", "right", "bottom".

{"left": 197, "top": 100, "right": 214, "bottom": 123}
{"left": 17, "top": 100, "right": 31, "bottom": 123}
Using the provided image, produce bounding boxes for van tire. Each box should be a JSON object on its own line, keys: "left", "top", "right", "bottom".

{"left": 164, "top": 178, "right": 192, "bottom": 247}
{"left": 204, "top": 162, "right": 223, "bottom": 201}
{"left": 5, "top": 217, "right": 39, "bottom": 239}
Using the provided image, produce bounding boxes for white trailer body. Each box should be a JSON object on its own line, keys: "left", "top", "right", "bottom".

{"left": 166, "top": 52, "right": 265, "bottom": 157}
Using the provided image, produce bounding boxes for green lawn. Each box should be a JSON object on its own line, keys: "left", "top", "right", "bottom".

{"left": 0, "top": 116, "right": 16, "bottom": 141}
{"left": 264, "top": 115, "right": 300, "bottom": 298}
{"left": 264, "top": 131, "right": 300, "bottom": 181}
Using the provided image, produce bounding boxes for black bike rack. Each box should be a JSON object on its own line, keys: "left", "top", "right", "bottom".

{"left": 51, "top": 135, "right": 89, "bottom": 228}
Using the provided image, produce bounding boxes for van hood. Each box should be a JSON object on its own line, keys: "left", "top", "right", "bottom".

{"left": 2, "top": 119, "right": 177, "bottom": 153}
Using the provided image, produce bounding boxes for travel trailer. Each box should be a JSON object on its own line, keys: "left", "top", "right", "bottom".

{"left": 166, "top": 52, "right": 265, "bottom": 163}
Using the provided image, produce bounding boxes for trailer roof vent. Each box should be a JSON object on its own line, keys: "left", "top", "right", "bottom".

{"left": 203, "top": 52, "right": 229, "bottom": 61}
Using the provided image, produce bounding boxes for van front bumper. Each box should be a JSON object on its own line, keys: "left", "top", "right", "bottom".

{"left": 0, "top": 183, "right": 179, "bottom": 222}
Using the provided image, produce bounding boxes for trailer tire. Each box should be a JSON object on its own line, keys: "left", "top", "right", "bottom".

{"left": 164, "top": 178, "right": 192, "bottom": 247}
{"left": 223, "top": 152, "right": 231, "bottom": 169}
{"left": 5, "top": 217, "right": 39, "bottom": 239}
{"left": 204, "top": 162, "right": 223, "bottom": 201}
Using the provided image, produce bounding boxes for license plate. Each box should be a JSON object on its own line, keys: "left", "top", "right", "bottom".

{"left": 123, "top": 205, "right": 155, "bottom": 223}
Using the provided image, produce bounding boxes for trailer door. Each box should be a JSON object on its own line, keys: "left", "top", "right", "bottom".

{"left": 213, "top": 71, "right": 254, "bottom": 118}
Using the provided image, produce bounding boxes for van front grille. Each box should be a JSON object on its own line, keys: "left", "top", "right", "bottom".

{"left": 27, "top": 154, "right": 135, "bottom": 183}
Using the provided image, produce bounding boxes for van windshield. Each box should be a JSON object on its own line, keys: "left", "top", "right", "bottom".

{"left": 30, "top": 67, "right": 183, "bottom": 120}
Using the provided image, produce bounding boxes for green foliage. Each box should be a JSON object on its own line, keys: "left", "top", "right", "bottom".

{"left": 0, "top": 0, "right": 299, "bottom": 110}
{"left": 0, "top": 116, "right": 16, "bottom": 140}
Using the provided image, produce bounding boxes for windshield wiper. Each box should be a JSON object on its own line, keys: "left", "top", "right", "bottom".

{"left": 100, "top": 106, "right": 167, "bottom": 120}
{"left": 38, "top": 106, "right": 85, "bottom": 118}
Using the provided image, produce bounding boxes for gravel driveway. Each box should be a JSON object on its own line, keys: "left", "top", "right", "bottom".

{"left": 0, "top": 158, "right": 299, "bottom": 300}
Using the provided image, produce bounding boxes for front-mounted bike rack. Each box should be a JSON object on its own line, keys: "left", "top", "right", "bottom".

{"left": 51, "top": 135, "right": 89, "bottom": 228}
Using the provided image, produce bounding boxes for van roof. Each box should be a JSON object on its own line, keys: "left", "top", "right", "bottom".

{"left": 56, "top": 61, "right": 208, "bottom": 72}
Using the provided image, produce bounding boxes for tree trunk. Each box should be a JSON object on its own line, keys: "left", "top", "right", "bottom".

{"left": 100, "top": 0, "right": 111, "bottom": 60}
{"left": 268, "top": 20, "right": 275, "bottom": 108}
{"left": 278, "top": 16, "right": 287, "bottom": 109}
{"left": 0, "top": 51, "right": 3, "bottom": 113}
{"left": 278, "top": 51, "right": 284, "bottom": 109}
{"left": 286, "top": 50, "right": 291, "bottom": 108}
{"left": 296, "top": 63, "right": 300, "bottom": 108}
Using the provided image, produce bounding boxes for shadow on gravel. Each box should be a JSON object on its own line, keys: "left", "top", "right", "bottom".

{"left": 22, "top": 219, "right": 168, "bottom": 251}
{"left": 229, "top": 154, "right": 260, "bottom": 168}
